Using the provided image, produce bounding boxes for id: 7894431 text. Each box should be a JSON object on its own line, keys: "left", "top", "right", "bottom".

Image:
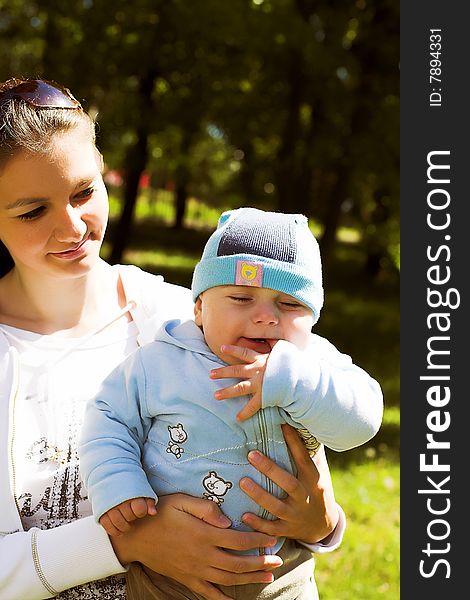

{"left": 429, "top": 28, "right": 442, "bottom": 107}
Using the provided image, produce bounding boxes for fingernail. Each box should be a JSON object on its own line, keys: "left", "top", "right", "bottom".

{"left": 240, "top": 477, "right": 254, "bottom": 491}
{"left": 267, "top": 537, "right": 278, "bottom": 547}
{"left": 218, "top": 514, "right": 231, "bottom": 526}
{"left": 247, "top": 450, "right": 262, "bottom": 464}
{"left": 214, "top": 391, "right": 222, "bottom": 399}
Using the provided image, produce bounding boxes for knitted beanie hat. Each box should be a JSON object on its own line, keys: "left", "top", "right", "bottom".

{"left": 191, "top": 207, "right": 324, "bottom": 324}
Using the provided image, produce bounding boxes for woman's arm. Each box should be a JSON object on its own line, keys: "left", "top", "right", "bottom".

{"left": 0, "top": 516, "right": 125, "bottom": 600}
{"left": 110, "top": 494, "right": 283, "bottom": 600}
{"left": 0, "top": 495, "right": 280, "bottom": 600}
{"left": 0, "top": 428, "right": 341, "bottom": 600}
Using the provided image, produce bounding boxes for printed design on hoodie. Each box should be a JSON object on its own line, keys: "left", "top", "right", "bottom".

{"left": 202, "top": 471, "right": 233, "bottom": 505}
{"left": 166, "top": 423, "right": 188, "bottom": 459}
{"left": 19, "top": 437, "right": 83, "bottom": 522}
{"left": 18, "top": 412, "right": 86, "bottom": 527}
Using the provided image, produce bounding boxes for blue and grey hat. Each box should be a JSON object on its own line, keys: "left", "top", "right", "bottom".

{"left": 191, "top": 207, "right": 324, "bottom": 324}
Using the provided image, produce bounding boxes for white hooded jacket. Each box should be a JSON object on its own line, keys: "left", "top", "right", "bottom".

{"left": 0, "top": 266, "right": 193, "bottom": 599}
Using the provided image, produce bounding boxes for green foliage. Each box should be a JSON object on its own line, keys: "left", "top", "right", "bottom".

{"left": 1, "top": 0, "right": 398, "bottom": 268}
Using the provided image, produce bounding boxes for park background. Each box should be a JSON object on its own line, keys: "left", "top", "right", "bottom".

{"left": 1, "top": 1, "right": 399, "bottom": 598}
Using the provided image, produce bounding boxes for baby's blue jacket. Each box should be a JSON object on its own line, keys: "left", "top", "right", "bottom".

{"left": 79, "top": 319, "right": 382, "bottom": 555}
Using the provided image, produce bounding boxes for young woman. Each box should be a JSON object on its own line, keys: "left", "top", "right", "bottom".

{"left": 0, "top": 78, "right": 344, "bottom": 600}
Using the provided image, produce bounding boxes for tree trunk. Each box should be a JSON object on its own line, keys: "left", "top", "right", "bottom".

{"left": 239, "top": 140, "right": 256, "bottom": 204}
{"left": 319, "top": 167, "right": 348, "bottom": 265}
{"left": 173, "top": 129, "right": 194, "bottom": 229}
{"left": 277, "top": 49, "right": 304, "bottom": 214}
{"left": 320, "top": 21, "right": 386, "bottom": 263}
{"left": 109, "top": 71, "right": 157, "bottom": 264}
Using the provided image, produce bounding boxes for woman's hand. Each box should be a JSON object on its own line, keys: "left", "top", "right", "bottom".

{"left": 110, "top": 493, "right": 283, "bottom": 600}
{"left": 240, "top": 424, "right": 339, "bottom": 544}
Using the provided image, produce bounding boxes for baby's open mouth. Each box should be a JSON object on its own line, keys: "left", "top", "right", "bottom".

{"left": 238, "top": 337, "right": 276, "bottom": 354}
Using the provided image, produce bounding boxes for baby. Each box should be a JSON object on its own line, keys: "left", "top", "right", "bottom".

{"left": 80, "top": 207, "right": 383, "bottom": 598}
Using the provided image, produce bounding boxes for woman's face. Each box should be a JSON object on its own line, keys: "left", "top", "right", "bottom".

{"left": 0, "top": 128, "right": 108, "bottom": 281}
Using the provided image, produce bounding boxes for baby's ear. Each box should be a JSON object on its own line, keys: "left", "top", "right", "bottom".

{"left": 194, "top": 296, "right": 203, "bottom": 326}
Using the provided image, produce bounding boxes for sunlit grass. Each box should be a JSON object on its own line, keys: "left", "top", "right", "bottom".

{"left": 315, "top": 459, "right": 399, "bottom": 600}
{"left": 108, "top": 190, "right": 231, "bottom": 229}
{"left": 107, "top": 191, "right": 362, "bottom": 244}
{"left": 382, "top": 406, "right": 400, "bottom": 427}
{"left": 124, "top": 249, "right": 197, "bottom": 270}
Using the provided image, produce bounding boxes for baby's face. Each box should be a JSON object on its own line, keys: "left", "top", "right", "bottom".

{"left": 194, "top": 285, "right": 314, "bottom": 364}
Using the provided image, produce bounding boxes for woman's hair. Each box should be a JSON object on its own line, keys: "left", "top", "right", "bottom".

{"left": 0, "top": 78, "right": 97, "bottom": 277}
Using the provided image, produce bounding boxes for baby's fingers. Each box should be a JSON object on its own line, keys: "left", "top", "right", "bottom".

{"left": 128, "top": 497, "right": 156, "bottom": 519}
{"left": 210, "top": 362, "right": 254, "bottom": 381}
{"left": 99, "top": 513, "right": 120, "bottom": 537}
{"left": 221, "top": 344, "right": 259, "bottom": 364}
{"left": 100, "top": 511, "right": 129, "bottom": 536}
{"left": 214, "top": 380, "right": 252, "bottom": 400}
{"left": 236, "top": 395, "right": 262, "bottom": 422}
{"left": 145, "top": 497, "right": 158, "bottom": 516}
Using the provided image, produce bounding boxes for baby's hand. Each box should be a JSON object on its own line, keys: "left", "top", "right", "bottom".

{"left": 210, "top": 345, "right": 269, "bottom": 421}
{"left": 99, "top": 497, "right": 157, "bottom": 537}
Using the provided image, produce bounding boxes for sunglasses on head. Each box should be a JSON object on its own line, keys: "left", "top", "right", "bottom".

{"left": 0, "top": 79, "right": 82, "bottom": 109}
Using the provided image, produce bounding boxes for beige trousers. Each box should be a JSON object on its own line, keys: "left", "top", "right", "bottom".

{"left": 126, "top": 539, "right": 319, "bottom": 600}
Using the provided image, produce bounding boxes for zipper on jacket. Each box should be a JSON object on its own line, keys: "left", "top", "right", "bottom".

{"left": 9, "top": 349, "right": 22, "bottom": 518}
{"left": 256, "top": 409, "right": 273, "bottom": 555}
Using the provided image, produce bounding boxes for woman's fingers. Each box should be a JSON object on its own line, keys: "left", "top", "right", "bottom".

{"left": 210, "top": 523, "right": 277, "bottom": 553}
{"left": 181, "top": 577, "right": 234, "bottom": 600}
{"left": 174, "top": 493, "right": 232, "bottom": 528}
{"left": 110, "top": 492, "right": 284, "bottom": 600}
{"left": 282, "top": 423, "right": 319, "bottom": 475}
{"left": 241, "top": 426, "right": 339, "bottom": 543}
{"left": 246, "top": 449, "right": 306, "bottom": 500}
{"left": 240, "top": 512, "right": 283, "bottom": 537}
{"left": 239, "top": 476, "right": 289, "bottom": 519}
{"left": 203, "top": 558, "right": 280, "bottom": 583}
